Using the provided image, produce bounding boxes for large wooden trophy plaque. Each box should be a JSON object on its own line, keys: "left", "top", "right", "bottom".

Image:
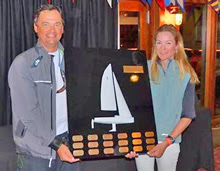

{"left": 65, "top": 47, "right": 157, "bottom": 160}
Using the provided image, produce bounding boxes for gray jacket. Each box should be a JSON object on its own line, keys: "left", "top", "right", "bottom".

{"left": 8, "top": 41, "right": 64, "bottom": 160}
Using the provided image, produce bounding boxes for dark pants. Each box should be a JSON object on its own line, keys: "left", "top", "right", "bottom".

{"left": 17, "top": 154, "right": 80, "bottom": 171}
{"left": 17, "top": 132, "right": 80, "bottom": 171}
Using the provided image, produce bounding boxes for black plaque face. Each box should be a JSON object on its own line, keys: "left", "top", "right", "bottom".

{"left": 65, "top": 47, "right": 157, "bottom": 160}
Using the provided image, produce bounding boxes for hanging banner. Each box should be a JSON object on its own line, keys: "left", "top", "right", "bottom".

{"left": 208, "top": 0, "right": 220, "bottom": 14}
{"left": 176, "top": 0, "right": 185, "bottom": 12}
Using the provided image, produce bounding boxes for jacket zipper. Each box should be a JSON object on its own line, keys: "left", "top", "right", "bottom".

{"left": 50, "top": 55, "right": 54, "bottom": 130}
{"left": 49, "top": 55, "right": 54, "bottom": 167}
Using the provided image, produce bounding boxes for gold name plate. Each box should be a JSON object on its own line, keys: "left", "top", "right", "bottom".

{"left": 72, "top": 131, "right": 156, "bottom": 160}
{"left": 123, "top": 66, "right": 144, "bottom": 73}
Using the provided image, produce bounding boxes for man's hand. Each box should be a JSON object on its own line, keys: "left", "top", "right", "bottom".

{"left": 57, "top": 144, "right": 80, "bottom": 163}
{"left": 148, "top": 142, "right": 169, "bottom": 158}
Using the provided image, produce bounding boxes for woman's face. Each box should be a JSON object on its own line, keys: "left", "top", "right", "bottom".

{"left": 155, "top": 31, "right": 178, "bottom": 63}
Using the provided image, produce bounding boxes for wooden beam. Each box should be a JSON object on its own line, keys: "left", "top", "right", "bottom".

{"left": 148, "top": 0, "right": 160, "bottom": 58}
{"left": 205, "top": 5, "right": 217, "bottom": 118}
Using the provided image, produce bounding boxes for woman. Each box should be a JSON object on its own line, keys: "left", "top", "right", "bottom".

{"left": 127, "top": 24, "right": 199, "bottom": 171}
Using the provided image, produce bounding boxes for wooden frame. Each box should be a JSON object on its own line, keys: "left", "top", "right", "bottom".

{"left": 205, "top": 5, "right": 217, "bottom": 119}
{"left": 119, "top": 0, "right": 149, "bottom": 57}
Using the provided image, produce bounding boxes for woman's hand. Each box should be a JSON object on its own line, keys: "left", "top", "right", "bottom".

{"left": 125, "top": 151, "right": 139, "bottom": 159}
{"left": 148, "top": 142, "right": 169, "bottom": 158}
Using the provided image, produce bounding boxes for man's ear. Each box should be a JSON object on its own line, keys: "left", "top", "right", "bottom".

{"left": 34, "top": 23, "right": 38, "bottom": 33}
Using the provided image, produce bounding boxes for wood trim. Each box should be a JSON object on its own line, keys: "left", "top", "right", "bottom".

{"left": 148, "top": 0, "right": 160, "bottom": 58}
{"left": 119, "top": 1, "right": 149, "bottom": 57}
{"left": 205, "top": 5, "right": 217, "bottom": 118}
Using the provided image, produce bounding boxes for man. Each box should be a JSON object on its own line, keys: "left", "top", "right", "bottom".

{"left": 8, "top": 4, "right": 80, "bottom": 171}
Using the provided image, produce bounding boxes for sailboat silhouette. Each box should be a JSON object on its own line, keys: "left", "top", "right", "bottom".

{"left": 91, "top": 64, "right": 134, "bottom": 132}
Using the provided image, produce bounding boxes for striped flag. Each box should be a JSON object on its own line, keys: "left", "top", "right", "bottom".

{"left": 176, "top": 0, "right": 185, "bottom": 12}
{"left": 208, "top": 0, "right": 219, "bottom": 14}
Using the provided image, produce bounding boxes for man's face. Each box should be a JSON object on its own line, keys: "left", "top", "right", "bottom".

{"left": 34, "top": 10, "right": 64, "bottom": 52}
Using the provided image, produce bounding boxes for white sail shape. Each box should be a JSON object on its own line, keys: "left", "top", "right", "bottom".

{"left": 91, "top": 63, "right": 134, "bottom": 132}
{"left": 113, "top": 72, "right": 133, "bottom": 118}
{"left": 101, "top": 64, "right": 117, "bottom": 111}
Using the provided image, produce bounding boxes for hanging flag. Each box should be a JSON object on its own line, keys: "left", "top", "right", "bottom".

{"left": 165, "top": 0, "right": 176, "bottom": 7}
{"left": 171, "top": 0, "right": 176, "bottom": 5}
{"left": 208, "top": 0, "right": 219, "bottom": 14}
{"left": 141, "top": 0, "right": 152, "bottom": 6}
{"left": 141, "top": 0, "right": 148, "bottom": 4}
{"left": 165, "top": 0, "right": 171, "bottom": 7}
{"left": 156, "top": 0, "right": 165, "bottom": 10}
{"left": 107, "top": 0, "right": 112, "bottom": 8}
{"left": 147, "top": 0, "right": 152, "bottom": 6}
{"left": 194, "top": 6, "right": 203, "bottom": 25}
{"left": 176, "top": 0, "right": 185, "bottom": 12}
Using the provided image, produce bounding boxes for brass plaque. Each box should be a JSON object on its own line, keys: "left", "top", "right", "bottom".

{"left": 146, "top": 138, "right": 155, "bottom": 144}
{"left": 119, "top": 147, "right": 129, "bottom": 153}
{"left": 104, "top": 148, "right": 114, "bottom": 154}
{"left": 103, "top": 141, "right": 114, "bottom": 147}
{"left": 88, "top": 134, "right": 98, "bottom": 141}
{"left": 132, "top": 132, "right": 142, "bottom": 138}
{"left": 72, "top": 135, "right": 83, "bottom": 142}
{"left": 145, "top": 131, "right": 154, "bottom": 138}
{"left": 117, "top": 133, "right": 128, "bottom": 139}
{"left": 133, "top": 146, "right": 143, "bottom": 152}
{"left": 73, "top": 150, "right": 84, "bottom": 157}
{"left": 88, "top": 149, "right": 99, "bottom": 155}
{"left": 88, "top": 142, "right": 99, "bottom": 148}
{"left": 103, "top": 134, "right": 113, "bottom": 140}
{"left": 72, "top": 142, "right": 84, "bottom": 149}
{"left": 123, "top": 66, "right": 144, "bottom": 73}
{"left": 132, "top": 139, "right": 142, "bottom": 145}
{"left": 147, "top": 145, "right": 155, "bottom": 151}
{"left": 118, "top": 140, "right": 128, "bottom": 146}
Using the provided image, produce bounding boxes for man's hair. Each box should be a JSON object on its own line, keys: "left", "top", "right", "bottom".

{"left": 33, "top": 4, "right": 64, "bottom": 25}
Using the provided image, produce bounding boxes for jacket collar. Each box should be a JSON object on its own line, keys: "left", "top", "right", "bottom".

{"left": 34, "top": 40, "right": 64, "bottom": 56}
{"left": 157, "top": 59, "right": 173, "bottom": 70}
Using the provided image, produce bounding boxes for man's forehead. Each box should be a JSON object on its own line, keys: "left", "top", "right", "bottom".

{"left": 38, "top": 10, "right": 62, "bottom": 21}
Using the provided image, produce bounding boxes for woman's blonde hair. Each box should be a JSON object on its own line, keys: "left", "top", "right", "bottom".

{"left": 150, "top": 24, "right": 199, "bottom": 84}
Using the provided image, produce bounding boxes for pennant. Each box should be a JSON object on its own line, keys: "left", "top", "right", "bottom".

{"left": 147, "top": 0, "right": 152, "bottom": 6}
{"left": 208, "top": 0, "right": 219, "bottom": 14}
{"left": 194, "top": 6, "right": 203, "bottom": 25}
{"left": 165, "top": 0, "right": 171, "bottom": 7}
{"left": 176, "top": 0, "right": 185, "bottom": 12}
{"left": 107, "top": 0, "right": 112, "bottom": 8}
{"left": 141, "top": 0, "right": 148, "bottom": 4}
{"left": 156, "top": 0, "right": 166, "bottom": 10}
{"left": 171, "top": 0, "right": 176, "bottom": 5}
